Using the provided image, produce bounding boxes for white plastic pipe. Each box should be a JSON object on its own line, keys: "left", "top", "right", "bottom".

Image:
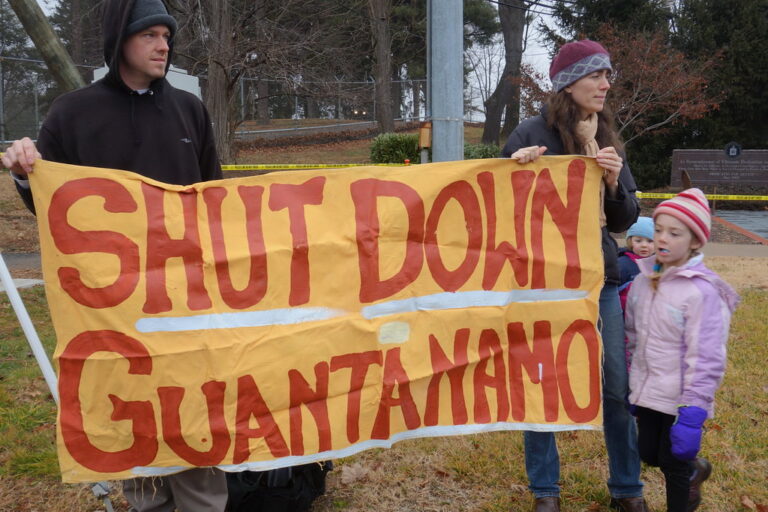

{"left": 0, "top": 253, "right": 115, "bottom": 510}
{"left": 0, "top": 252, "right": 58, "bottom": 404}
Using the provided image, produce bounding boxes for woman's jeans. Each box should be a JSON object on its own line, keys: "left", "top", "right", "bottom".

{"left": 524, "top": 284, "right": 643, "bottom": 498}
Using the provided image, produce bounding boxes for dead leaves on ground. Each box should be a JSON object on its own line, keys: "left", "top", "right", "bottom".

{"left": 741, "top": 494, "right": 768, "bottom": 511}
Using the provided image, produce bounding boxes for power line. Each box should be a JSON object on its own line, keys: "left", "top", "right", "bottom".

{"left": 0, "top": 54, "right": 99, "bottom": 69}
{"left": 485, "top": 0, "right": 581, "bottom": 15}
{"left": 484, "top": 0, "right": 558, "bottom": 16}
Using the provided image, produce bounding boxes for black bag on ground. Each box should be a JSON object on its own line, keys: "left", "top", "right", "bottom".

{"left": 225, "top": 461, "right": 333, "bottom": 512}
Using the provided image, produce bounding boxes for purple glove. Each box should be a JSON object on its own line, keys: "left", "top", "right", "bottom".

{"left": 670, "top": 406, "right": 707, "bottom": 461}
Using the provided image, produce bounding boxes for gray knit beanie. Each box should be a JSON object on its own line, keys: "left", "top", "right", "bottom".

{"left": 126, "top": 0, "right": 177, "bottom": 38}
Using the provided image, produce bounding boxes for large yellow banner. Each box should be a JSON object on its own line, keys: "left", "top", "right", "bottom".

{"left": 29, "top": 156, "right": 605, "bottom": 483}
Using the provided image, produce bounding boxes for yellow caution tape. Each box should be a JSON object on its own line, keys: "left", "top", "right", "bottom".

{"left": 2, "top": 154, "right": 766, "bottom": 200}
{"left": 637, "top": 192, "right": 768, "bottom": 201}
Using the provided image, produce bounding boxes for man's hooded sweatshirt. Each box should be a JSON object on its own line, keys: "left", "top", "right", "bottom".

{"left": 16, "top": 0, "right": 222, "bottom": 213}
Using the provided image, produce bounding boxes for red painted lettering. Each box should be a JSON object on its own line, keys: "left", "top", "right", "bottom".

{"left": 424, "top": 329, "right": 469, "bottom": 426}
{"left": 479, "top": 170, "right": 534, "bottom": 289}
{"left": 268, "top": 177, "right": 326, "bottom": 306}
{"left": 473, "top": 328, "right": 510, "bottom": 423}
{"left": 142, "top": 183, "right": 211, "bottom": 313}
{"left": 330, "top": 351, "right": 383, "bottom": 443}
{"left": 48, "top": 178, "right": 139, "bottom": 308}
{"left": 234, "top": 375, "right": 289, "bottom": 463}
{"left": 158, "top": 381, "right": 230, "bottom": 466}
{"left": 530, "top": 160, "right": 584, "bottom": 289}
{"left": 288, "top": 362, "right": 331, "bottom": 455}
{"left": 371, "top": 348, "right": 421, "bottom": 439}
{"left": 351, "top": 179, "right": 425, "bottom": 303}
{"left": 203, "top": 185, "right": 269, "bottom": 309}
{"left": 508, "top": 321, "right": 559, "bottom": 422}
{"left": 58, "top": 330, "right": 156, "bottom": 472}
{"left": 424, "top": 180, "right": 482, "bottom": 291}
{"left": 557, "top": 320, "right": 601, "bottom": 422}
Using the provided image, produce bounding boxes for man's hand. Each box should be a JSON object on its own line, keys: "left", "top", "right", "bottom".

{"left": 510, "top": 145, "right": 547, "bottom": 164}
{"left": 1, "top": 137, "right": 41, "bottom": 177}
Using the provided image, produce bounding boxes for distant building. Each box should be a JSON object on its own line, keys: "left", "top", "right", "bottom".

{"left": 92, "top": 65, "right": 201, "bottom": 99}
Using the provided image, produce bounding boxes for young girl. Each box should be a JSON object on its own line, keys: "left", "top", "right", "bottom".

{"left": 618, "top": 216, "right": 655, "bottom": 312}
{"left": 625, "top": 189, "right": 739, "bottom": 512}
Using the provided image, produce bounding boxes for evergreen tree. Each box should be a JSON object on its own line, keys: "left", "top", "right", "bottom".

{"left": 671, "top": 0, "right": 768, "bottom": 149}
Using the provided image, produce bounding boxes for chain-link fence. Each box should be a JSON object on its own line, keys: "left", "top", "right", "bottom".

{"left": 1, "top": 55, "right": 427, "bottom": 144}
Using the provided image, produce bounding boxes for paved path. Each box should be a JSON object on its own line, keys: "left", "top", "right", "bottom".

{"left": 702, "top": 243, "right": 768, "bottom": 258}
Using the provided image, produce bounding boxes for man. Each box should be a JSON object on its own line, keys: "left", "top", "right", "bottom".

{"left": 2, "top": 0, "right": 227, "bottom": 510}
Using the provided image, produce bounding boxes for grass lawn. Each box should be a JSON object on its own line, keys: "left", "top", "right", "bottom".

{"left": 231, "top": 124, "right": 487, "bottom": 167}
{"left": 0, "top": 282, "right": 765, "bottom": 511}
{"left": 1, "top": 125, "right": 764, "bottom": 510}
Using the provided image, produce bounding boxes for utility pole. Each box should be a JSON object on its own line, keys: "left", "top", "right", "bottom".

{"left": 427, "top": 0, "right": 464, "bottom": 161}
{"left": 0, "top": 60, "right": 6, "bottom": 141}
{"left": 8, "top": 0, "right": 85, "bottom": 92}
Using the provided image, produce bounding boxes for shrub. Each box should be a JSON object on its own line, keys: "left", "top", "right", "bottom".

{"left": 370, "top": 133, "right": 420, "bottom": 164}
{"left": 464, "top": 143, "right": 501, "bottom": 160}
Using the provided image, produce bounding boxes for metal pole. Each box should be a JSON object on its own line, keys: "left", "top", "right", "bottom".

{"left": 0, "top": 253, "right": 115, "bottom": 512}
{"left": 0, "top": 253, "right": 58, "bottom": 403}
{"left": 428, "top": 0, "right": 464, "bottom": 161}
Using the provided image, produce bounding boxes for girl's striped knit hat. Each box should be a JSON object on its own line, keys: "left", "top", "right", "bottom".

{"left": 653, "top": 188, "right": 711, "bottom": 245}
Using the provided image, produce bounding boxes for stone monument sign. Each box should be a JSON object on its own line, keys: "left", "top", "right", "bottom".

{"left": 671, "top": 149, "right": 768, "bottom": 187}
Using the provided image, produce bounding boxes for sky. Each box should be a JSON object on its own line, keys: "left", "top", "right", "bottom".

{"left": 522, "top": 12, "right": 555, "bottom": 76}
{"left": 37, "top": 0, "right": 54, "bottom": 15}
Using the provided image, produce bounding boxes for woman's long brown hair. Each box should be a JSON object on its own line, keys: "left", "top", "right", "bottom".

{"left": 545, "top": 90, "right": 624, "bottom": 154}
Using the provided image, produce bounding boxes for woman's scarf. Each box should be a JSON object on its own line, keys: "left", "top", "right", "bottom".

{"left": 576, "top": 113, "right": 607, "bottom": 227}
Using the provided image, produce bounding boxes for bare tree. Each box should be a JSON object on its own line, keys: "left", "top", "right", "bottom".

{"left": 200, "top": 0, "right": 235, "bottom": 162}
{"left": 597, "top": 26, "right": 720, "bottom": 145}
{"left": 465, "top": 34, "right": 505, "bottom": 120}
{"left": 481, "top": 0, "right": 528, "bottom": 145}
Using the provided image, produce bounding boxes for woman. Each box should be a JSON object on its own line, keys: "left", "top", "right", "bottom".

{"left": 501, "top": 40, "right": 647, "bottom": 512}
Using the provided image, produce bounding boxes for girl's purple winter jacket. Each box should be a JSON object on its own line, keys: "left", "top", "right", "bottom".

{"left": 625, "top": 254, "right": 739, "bottom": 417}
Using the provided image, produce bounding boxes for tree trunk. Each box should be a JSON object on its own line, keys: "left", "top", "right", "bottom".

{"left": 71, "top": 0, "right": 82, "bottom": 68}
{"left": 256, "top": 79, "right": 270, "bottom": 125}
{"left": 205, "top": 0, "right": 233, "bottom": 162}
{"left": 481, "top": 0, "right": 526, "bottom": 146}
{"left": 8, "top": 0, "right": 84, "bottom": 91}
{"left": 368, "top": 0, "right": 395, "bottom": 133}
{"left": 306, "top": 97, "right": 320, "bottom": 118}
{"left": 391, "top": 68, "right": 402, "bottom": 120}
{"left": 412, "top": 81, "right": 421, "bottom": 120}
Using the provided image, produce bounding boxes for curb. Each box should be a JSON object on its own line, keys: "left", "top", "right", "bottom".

{"left": 712, "top": 216, "right": 768, "bottom": 246}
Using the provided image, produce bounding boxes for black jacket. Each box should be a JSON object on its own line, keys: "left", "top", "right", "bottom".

{"left": 17, "top": 0, "right": 221, "bottom": 213}
{"left": 501, "top": 111, "right": 639, "bottom": 285}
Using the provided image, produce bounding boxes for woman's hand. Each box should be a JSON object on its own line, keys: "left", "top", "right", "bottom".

{"left": 510, "top": 145, "right": 547, "bottom": 164}
{"left": 596, "top": 146, "right": 622, "bottom": 195}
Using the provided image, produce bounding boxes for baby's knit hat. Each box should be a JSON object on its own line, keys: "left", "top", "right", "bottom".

{"left": 626, "top": 216, "right": 654, "bottom": 241}
{"left": 549, "top": 39, "right": 612, "bottom": 92}
{"left": 126, "top": 0, "right": 177, "bottom": 39}
{"left": 653, "top": 188, "right": 711, "bottom": 244}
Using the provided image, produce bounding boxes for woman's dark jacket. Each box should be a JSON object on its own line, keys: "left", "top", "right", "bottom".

{"left": 501, "top": 111, "right": 639, "bottom": 285}
{"left": 16, "top": 0, "right": 222, "bottom": 214}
